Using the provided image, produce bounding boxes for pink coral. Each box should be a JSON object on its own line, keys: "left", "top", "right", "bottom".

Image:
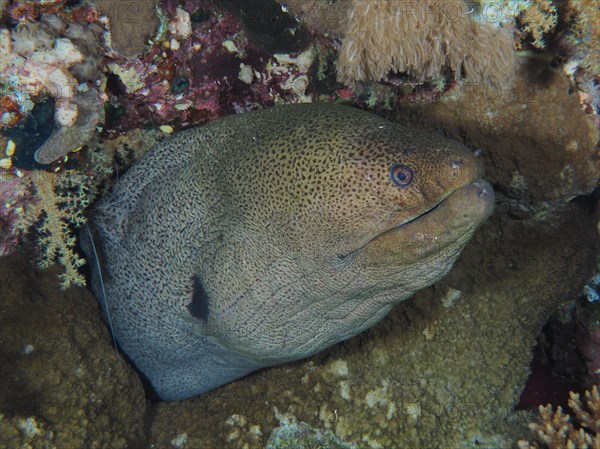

{"left": 104, "top": 1, "right": 317, "bottom": 134}
{"left": 2, "top": 7, "right": 107, "bottom": 164}
{"left": 0, "top": 171, "right": 36, "bottom": 256}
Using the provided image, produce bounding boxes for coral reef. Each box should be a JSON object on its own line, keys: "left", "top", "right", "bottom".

{"left": 336, "top": 0, "right": 515, "bottom": 87}
{"left": 98, "top": 1, "right": 321, "bottom": 134}
{"left": 277, "top": 0, "right": 349, "bottom": 36}
{"left": 0, "top": 253, "right": 147, "bottom": 449}
{"left": 585, "top": 274, "right": 600, "bottom": 303}
{"left": 517, "top": 0, "right": 558, "bottom": 49}
{"left": 563, "top": 0, "right": 600, "bottom": 75}
{"left": 575, "top": 299, "right": 600, "bottom": 387}
{"left": 0, "top": 161, "right": 33, "bottom": 256}
{"left": 510, "top": 0, "right": 600, "bottom": 122}
{"left": 8, "top": 194, "right": 596, "bottom": 446}
{"left": 0, "top": 168, "right": 98, "bottom": 288}
{"left": 281, "top": 0, "right": 516, "bottom": 88}
{"left": 0, "top": 0, "right": 322, "bottom": 286}
{"left": 1, "top": 10, "right": 106, "bottom": 164}
{"left": 0, "top": 1, "right": 598, "bottom": 446}
{"left": 518, "top": 385, "right": 600, "bottom": 449}
{"left": 266, "top": 409, "right": 355, "bottom": 449}
{"left": 31, "top": 170, "right": 94, "bottom": 288}
{"left": 516, "top": 293, "right": 600, "bottom": 412}
{"left": 33, "top": 87, "right": 105, "bottom": 165}
{"left": 394, "top": 60, "right": 599, "bottom": 206}
{"left": 145, "top": 201, "right": 597, "bottom": 448}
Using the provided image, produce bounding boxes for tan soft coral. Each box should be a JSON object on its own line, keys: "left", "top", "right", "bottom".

{"left": 518, "top": 0, "right": 558, "bottom": 49}
{"left": 281, "top": 0, "right": 515, "bottom": 88}
{"left": 337, "top": 0, "right": 515, "bottom": 87}
{"left": 12, "top": 170, "right": 97, "bottom": 289}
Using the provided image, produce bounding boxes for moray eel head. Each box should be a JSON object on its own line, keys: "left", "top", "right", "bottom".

{"left": 230, "top": 104, "right": 492, "bottom": 276}
{"left": 84, "top": 103, "right": 494, "bottom": 400}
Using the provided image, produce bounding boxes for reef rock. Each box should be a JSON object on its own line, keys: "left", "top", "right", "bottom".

{"left": 0, "top": 253, "right": 146, "bottom": 449}
{"left": 94, "top": 0, "right": 159, "bottom": 58}
{"left": 395, "top": 60, "right": 600, "bottom": 207}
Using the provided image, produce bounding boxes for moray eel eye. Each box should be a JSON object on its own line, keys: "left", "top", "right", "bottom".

{"left": 390, "top": 164, "right": 414, "bottom": 187}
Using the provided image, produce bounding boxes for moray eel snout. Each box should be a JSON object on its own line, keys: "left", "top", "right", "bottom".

{"left": 83, "top": 103, "right": 494, "bottom": 400}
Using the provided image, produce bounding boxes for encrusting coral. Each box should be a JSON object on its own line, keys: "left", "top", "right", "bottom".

{"left": 281, "top": 0, "right": 516, "bottom": 88}
{"left": 1, "top": 12, "right": 106, "bottom": 164}
{"left": 518, "top": 385, "right": 600, "bottom": 449}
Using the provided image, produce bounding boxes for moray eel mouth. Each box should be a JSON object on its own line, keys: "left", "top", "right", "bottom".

{"left": 398, "top": 179, "right": 493, "bottom": 229}
{"left": 355, "top": 178, "right": 494, "bottom": 264}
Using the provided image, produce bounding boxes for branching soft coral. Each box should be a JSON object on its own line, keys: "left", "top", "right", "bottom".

{"left": 32, "top": 170, "right": 92, "bottom": 288}
{"left": 563, "top": 0, "right": 600, "bottom": 74}
{"left": 13, "top": 169, "right": 97, "bottom": 289}
{"left": 518, "top": 385, "right": 600, "bottom": 449}
{"left": 518, "top": 0, "right": 558, "bottom": 49}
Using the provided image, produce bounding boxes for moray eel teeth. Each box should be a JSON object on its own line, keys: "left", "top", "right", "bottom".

{"left": 82, "top": 103, "right": 494, "bottom": 400}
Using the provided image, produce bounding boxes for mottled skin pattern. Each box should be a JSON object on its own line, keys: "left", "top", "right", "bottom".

{"left": 82, "top": 103, "right": 494, "bottom": 400}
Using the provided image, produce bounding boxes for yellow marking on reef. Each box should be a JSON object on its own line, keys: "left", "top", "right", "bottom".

{"left": 0, "top": 157, "right": 13, "bottom": 169}
{"left": 5, "top": 139, "right": 16, "bottom": 156}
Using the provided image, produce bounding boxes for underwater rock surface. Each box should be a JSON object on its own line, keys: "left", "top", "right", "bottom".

{"left": 395, "top": 60, "right": 600, "bottom": 206}
{"left": 0, "top": 253, "right": 146, "bottom": 449}
{"left": 1, "top": 198, "right": 595, "bottom": 448}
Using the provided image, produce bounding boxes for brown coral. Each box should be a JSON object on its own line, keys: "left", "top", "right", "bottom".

{"left": 93, "top": 0, "right": 160, "bottom": 58}
{"left": 518, "top": 385, "right": 600, "bottom": 449}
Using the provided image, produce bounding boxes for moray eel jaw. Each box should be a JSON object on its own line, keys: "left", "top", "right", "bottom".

{"left": 357, "top": 178, "right": 494, "bottom": 271}
{"left": 209, "top": 177, "right": 495, "bottom": 365}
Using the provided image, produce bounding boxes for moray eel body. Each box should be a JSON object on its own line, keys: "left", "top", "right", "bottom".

{"left": 82, "top": 103, "right": 494, "bottom": 400}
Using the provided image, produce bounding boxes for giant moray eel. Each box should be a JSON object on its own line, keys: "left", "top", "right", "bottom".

{"left": 82, "top": 103, "right": 494, "bottom": 400}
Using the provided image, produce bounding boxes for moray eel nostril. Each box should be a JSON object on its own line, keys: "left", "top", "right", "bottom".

{"left": 81, "top": 103, "right": 494, "bottom": 400}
